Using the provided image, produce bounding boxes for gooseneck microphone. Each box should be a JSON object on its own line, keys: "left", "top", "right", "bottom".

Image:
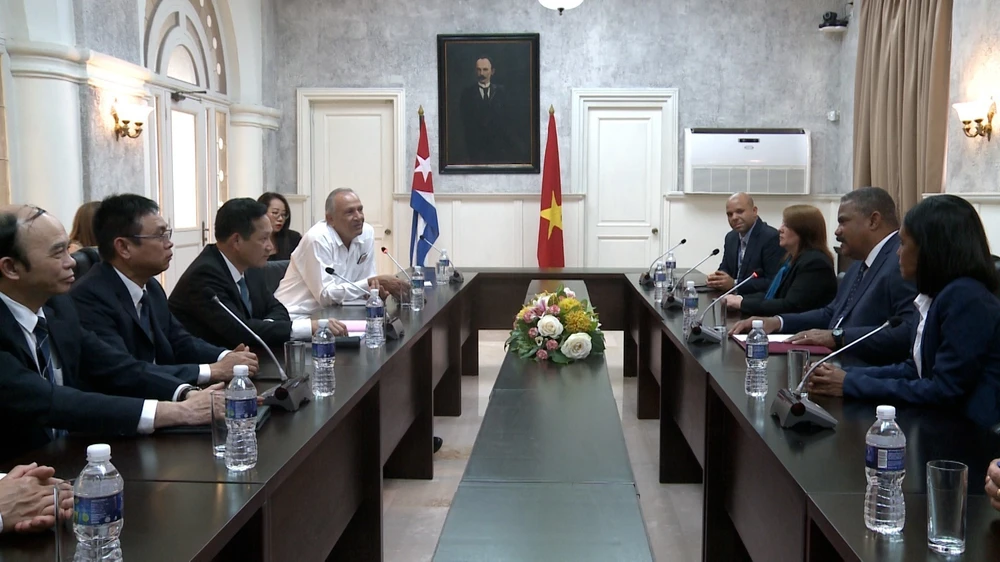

{"left": 697, "top": 272, "right": 758, "bottom": 325}
{"left": 663, "top": 249, "right": 721, "bottom": 310}
{"left": 324, "top": 267, "right": 372, "bottom": 296}
{"left": 380, "top": 247, "right": 412, "bottom": 282}
{"left": 794, "top": 316, "right": 904, "bottom": 394}
{"left": 203, "top": 288, "right": 286, "bottom": 382}
{"left": 639, "top": 239, "right": 688, "bottom": 286}
{"left": 687, "top": 272, "right": 758, "bottom": 344}
{"left": 418, "top": 235, "right": 465, "bottom": 284}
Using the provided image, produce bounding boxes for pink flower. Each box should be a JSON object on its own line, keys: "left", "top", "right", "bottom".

{"left": 522, "top": 310, "right": 534, "bottom": 322}
{"left": 545, "top": 338, "right": 559, "bottom": 350}
{"left": 548, "top": 305, "right": 560, "bottom": 315}
{"left": 536, "top": 349, "right": 549, "bottom": 360}
{"left": 528, "top": 327, "right": 539, "bottom": 338}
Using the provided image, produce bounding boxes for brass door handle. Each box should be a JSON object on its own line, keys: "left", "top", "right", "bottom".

{"left": 652, "top": 228, "right": 659, "bottom": 235}
{"left": 384, "top": 228, "right": 392, "bottom": 235}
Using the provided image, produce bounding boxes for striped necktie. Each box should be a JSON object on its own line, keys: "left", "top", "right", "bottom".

{"left": 33, "top": 316, "right": 53, "bottom": 382}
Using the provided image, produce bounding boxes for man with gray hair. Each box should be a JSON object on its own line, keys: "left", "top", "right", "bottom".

{"left": 275, "top": 188, "right": 408, "bottom": 318}
{"left": 731, "top": 186, "right": 917, "bottom": 366}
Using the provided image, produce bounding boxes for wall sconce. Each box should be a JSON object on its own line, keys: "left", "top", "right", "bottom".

{"left": 952, "top": 98, "right": 995, "bottom": 141}
{"left": 539, "top": 0, "right": 583, "bottom": 15}
{"left": 112, "top": 101, "right": 152, "bottom": 141}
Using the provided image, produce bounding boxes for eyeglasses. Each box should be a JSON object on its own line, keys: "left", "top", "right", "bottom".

{"left": 130, "top": 229, "right": 173, "bottom": 241}
{"left": 24, "top": 206, "right": 46, "bottom": 222}
{"left": 268, "top": 210, "right": 289, "bottom": 219}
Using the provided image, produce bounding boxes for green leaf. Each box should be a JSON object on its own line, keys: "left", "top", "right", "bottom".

{"left": 591, "top": 334, "right": 606, "bottom": 354}
{"left": 549, "top": 350, "right": 571, "bottom": 364}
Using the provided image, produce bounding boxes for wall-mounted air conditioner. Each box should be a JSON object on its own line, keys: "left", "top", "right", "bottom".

{"left": 684, "top": 128, "right": 811, "bottom": 195}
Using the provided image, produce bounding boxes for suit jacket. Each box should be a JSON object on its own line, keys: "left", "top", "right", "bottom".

{"left": 169, "top": 245, "right": 293, "bottom": 348}
{"left": 718, "top": 219, "right": 783, "bottom": 295}
{"left": 781, "top": 233, "right": 917, "bottom": 366}
{"left": 71, "top": 262, "right": 225, "bottom": 384}
{"left": 0, "top": 294, "right": 182, "bottom": 463}
{"left": 844, "top": 277, "right": 1000, "bottom": 428}
{"left": 269, "top": 229, "right": 302, "bottom": 262}
{"left": 459, "top": 83, "right": 520, "bottom": 164}
{"left": 740, "top": 249, "right": 838, "bottom": 317}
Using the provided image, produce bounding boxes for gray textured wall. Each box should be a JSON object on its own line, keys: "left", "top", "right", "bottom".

{"left": 267, "top": 0, "right": 845, "bottom": 195}
{"left": 835, "top": 1, "right": 860, "bottom": 193}
{"left": 74, "top": 0, "right": 142, "bottom": 65}
{"left": 261, "top": 0, "right": 279, "bottom": 194}
{"left": 945, "top": 0, "right": 999, "bottom": 193}
{"left": 79, "top": 86, "right": 147, "bottom": 201}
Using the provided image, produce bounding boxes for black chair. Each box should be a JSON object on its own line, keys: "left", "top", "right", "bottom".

{"left": 993, "top": 255, "right": 1000, "bottom": 274}
{"left": 71, "top": 247, "right": 101, "bottom": 283}
{"left": 262, "top": 260, "right": 289, "bottom": 294}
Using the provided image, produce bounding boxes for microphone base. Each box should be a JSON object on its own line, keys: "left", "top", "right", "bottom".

{"left": 686, "top": 324, "right": 724, "bottom": 345}
{"left": 386, "top": 317, "right": 405, "bottom": 341}
{"left": 639, "top": 273, "right": 654, "bottom": 288}
{"left": 262, "top": 375, "right": 313, "bottom": 412}
{"left": 449, "top": 270, "right": 464, "bottom": 285}
{"left": 661, "top": 297, "right": 682, "bottom": 311}
{"left": 770, "top": 388, "right": 838, "bottom": 430}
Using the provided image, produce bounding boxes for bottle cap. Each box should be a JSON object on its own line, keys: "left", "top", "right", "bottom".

{"left": 876, "top": 405, "right": 896, "bottom": 419}
{"left": 655, "top": 261, "right": 663, "bottom": 268}
{"left": 751, "top": 320, "right": 763, "bottom": 328}
{"left": 686, "top": 280, "right": 695, "bottom": 288}
{"left": 234, "top": 365, "right": 249, "bottom": 376}
{"left": 318, "top": 319, "right": 328, "bottom": 329}
{"left": 87, "top": 443, "right": 111, "bottom": 462}
{"left": 370, "top": 287, "right": 379, "bottom": 298}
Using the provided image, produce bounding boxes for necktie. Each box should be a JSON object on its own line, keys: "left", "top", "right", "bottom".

{"left": 835, "top": 262, "right": 869, "bottom": 325}
{"left": 238, "top": 277, "right": 253, "bottom": 316}
{"left": 138, "top": 290, "right": 152, "bottom": 335}
{"left": 737, "top": 236, "right": 748, "bottom": 279}
{"left": 481, "top": 86, "right": 489, "bottom": 100}
{"left": 33, "top": 316, "right": 53, "bottom": 383}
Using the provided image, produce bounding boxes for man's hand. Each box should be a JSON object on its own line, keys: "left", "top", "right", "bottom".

{"left": 729, "top": 316, "right": 780, "bottom": 336}
{"left": 209, "top": 344, "right": 259, "bottom": 381}
{"left": 723, "top": 295, "right": 743, "bottom": 310}
{"left": 806, "top": 363, "right": 847, "bottom": 397}
{"left": 706, "top": 271, "right": 735, "bottom": 291}
{"left": 789, "top": 329, "right": 835, "bottom": 349}
{"left": 0, "top": 463, "right": 73, "bottom": 533}
{"left": 985, "top": 460, "right": 1000, "bottom": 511}
{"left": 370, "top": 275, "right": 410, "bottom": 302}
{"left": 311, "top": 318, "right": 348, "bottom": 336}
{"left": 155, "top": 382, "right": 225, "bottom": 428}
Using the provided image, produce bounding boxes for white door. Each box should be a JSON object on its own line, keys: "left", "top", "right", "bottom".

{"left": 576, "top": 90, "right": 678, "bottom": 268}
{"left": 160, "top": 97, "right": 210, "bottom": 293}
{"left": 311, "top": 100, "right": 397, "bottom": 276}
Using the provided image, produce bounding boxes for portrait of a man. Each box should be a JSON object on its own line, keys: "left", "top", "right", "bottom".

{"left": 437, "top": 34, "right": 540, "bottom": 174}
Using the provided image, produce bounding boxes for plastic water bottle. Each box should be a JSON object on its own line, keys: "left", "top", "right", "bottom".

{"left": 665, "top": 251, "right": 677, "bottom": 291}
{"left": 366, "top": 288, "right": 386, "bottom": 348}
{"left": 436, "top": 250, "right": 451, "bottom": 285}
{"left": 311, "top": 319, "right": 336, "bottom": 397}
{"left": 73, "top": 444, "right": 124, "bottom": 562}
{"left": 744, "top": 320, "right": 769, "bottom": 397}
{"left": 653, "top": 261, "right": 667, "bottom": 303}
{"left": 225, "top": 365, "right": 257, "bottom": 471}
{"left": 411, "top": 267, "right": 425, "bottom": 312}
{"left": 864, "top": 405, "right": 906, "bottom": 534}
{"left": 682, "top": 281, "right": 699, "bottom": 338}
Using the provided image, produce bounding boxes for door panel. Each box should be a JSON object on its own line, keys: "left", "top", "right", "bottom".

{"left": 162, "top": 100, "right": 208, "bottom": 294}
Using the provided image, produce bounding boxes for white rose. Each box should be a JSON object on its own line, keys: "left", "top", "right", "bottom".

{"left": 560, "top": 333, "right": 593, "bottom": 360}
{"left": 536, "top": 314, "right": 564, "bottom": 338}
{"left": 563, "top": 288, "right": 576, "bottom": 299}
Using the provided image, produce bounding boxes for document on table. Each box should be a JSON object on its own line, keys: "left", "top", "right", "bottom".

{"left": 343, "top": 320, "right": 366, "bottom": 337}
{"left": 731, "top": 334, "right": 793, "bottom": 343}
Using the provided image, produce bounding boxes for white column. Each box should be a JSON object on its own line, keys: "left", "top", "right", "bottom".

{"left": 229, "top": 103, "right": 279, "bottom": 199}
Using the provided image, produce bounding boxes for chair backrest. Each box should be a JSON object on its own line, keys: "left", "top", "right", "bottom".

{"left": 71, "top": 247, "right": 101, "bottom": 283}
{"left": 262, "top": 260, "right": 289, "bottom": 294}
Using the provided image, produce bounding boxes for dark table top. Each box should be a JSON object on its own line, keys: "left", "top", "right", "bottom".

{"left": 0, "top": 481, "right": 263, "bottom": 562}
{"left": 433, "top": 481, "right": 652, "bottom": 562}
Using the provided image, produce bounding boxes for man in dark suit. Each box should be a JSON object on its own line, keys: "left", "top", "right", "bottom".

{"left": 0, "top": 205, "right": 218, "bottom": 463}
{"left": 707, "top": 192, "right": 783, "bottom": 295}
{"left": 732, "top": 187, "right": 917, "bottom": 366}
{"left": 459, "top": 55, "right": 518, "bottom": 164}
{"left": 169, "top": 198, "right": 345, "bottom": 349}
{"left": 71, "top": 195, "right": 258, "bottom": 386}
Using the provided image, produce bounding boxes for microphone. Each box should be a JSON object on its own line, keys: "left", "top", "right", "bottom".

{"left": 686, "top": 273, "right": 758, "bottom": 344}
{"left": 639, "top": 238, "right": 687, "bottom": 287}
{"left": 324, "top": 267, "right": 373, "bottom": 297}
{"left": 203, "top": 288, "right": 286, "bottom": 382}
{"left": 380, "top": 247, "right": 412, "bottom": 282}
{"left": 418, "top": 235, "right": 465, "bottom": 284}
{"left": 770, "top": 316, "right": 903, "bottom": 430}
{"left": 662, "top": 249, "right": 721, "bottom": 310}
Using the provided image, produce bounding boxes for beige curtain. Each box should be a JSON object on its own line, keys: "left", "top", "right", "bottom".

{"left": 853, "top": 0, "right": 952, "bottom": 213}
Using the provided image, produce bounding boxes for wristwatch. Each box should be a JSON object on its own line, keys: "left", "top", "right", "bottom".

{"left": 178, "top": 386, "right": 197, "bottom": 402}
{"left": 831, "top": 327, "right": 845, "bottom": 349}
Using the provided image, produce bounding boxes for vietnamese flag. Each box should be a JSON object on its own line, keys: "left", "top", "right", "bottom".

{"left": 537, "top": 106, "right": 565, "bottom": 267}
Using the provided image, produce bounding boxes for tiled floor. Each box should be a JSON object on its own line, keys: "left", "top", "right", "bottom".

{"left": 382, "top": 330, "right": 703, "bottom": 562}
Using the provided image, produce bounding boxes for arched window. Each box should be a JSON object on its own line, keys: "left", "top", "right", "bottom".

{"left": 144, "top": 0, "right": 232, "bottom": 292}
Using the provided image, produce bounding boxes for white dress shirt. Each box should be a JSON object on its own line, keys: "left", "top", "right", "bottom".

{"left": 112, "top": 267, "right": 223, "bottom": 383}
{"left": 275, "top": 221, "right": 376, "bottom": 319}
{"left": 912, "top": 294, "right": 933, "bottom": 379}
{"left": 0, "top": 292, "right": 159, "bottom": 434}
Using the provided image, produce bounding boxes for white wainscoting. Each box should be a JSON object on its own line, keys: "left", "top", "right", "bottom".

{"left": 931, "top": 193, "right": 1000, "bottom": 255}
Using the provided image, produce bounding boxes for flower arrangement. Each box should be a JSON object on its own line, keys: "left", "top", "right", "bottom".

{"left": 505, "top": 286, "right": 606, "bottom": 364}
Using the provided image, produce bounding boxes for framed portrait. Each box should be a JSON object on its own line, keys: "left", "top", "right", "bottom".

{"left": 437, "top": 33, "right": 540, "bottom": 174}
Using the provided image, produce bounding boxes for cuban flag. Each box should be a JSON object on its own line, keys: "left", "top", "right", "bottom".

{"left": 409, "top": 108, "right": 439, "bottom": 266}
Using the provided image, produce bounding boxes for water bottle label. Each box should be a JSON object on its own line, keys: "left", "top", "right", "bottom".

{"left": 312, "top": 341, "right": 336, "bottom": 359}
{"left": 226, "top": 397, "right": 257, "bottom": 420}
{"left": 366, "top": 306, "right": 385, "bottom": 319}
{"left": 73, "top": 492, "right": 123, "bottom": 526}
{"left": 746, "top": 343, "right": 768, "bottom": 360}
{"left": 654, "top": 272, "right": 666, "bottom": 282}
{"left": 439, "top": 259, "right": 450, "bottom": 267}
{"left": 683, "top": 297, "right": 698, "bottom": 308}
{"left": 865, "top": 445, "right": 905, "bottom": 471}
{"left": 666, "top": 261, "right": 676, "bottom": 268}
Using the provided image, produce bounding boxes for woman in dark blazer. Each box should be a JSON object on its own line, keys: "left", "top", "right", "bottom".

{"left": 723, "top": 204, "right": 837, "bottom": 317}
{"left": 258, "top": 192, "right": 302, "bottom": 261}
{"left": 809, "top": 195, "right": 1000, "bottom": 428}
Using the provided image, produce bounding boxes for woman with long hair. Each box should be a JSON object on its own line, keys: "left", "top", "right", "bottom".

{"left": 724, "top": 204, "right": 837, "bottom": 316}
{"left": 257, "top": 192, "right": 302, "bottom": 261}
{"left": 68, "top": 201, "right": 101, "bottom": 254}
{"left": 809, "top": 195, "right": 1000, "bottom": 428}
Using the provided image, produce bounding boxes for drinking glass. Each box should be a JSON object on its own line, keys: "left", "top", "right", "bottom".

{"left": 926, "top": 460, "right": 968, "bottom": 555}
{"left": 210, "top": 390, "right": 227, "bottom": 458}
{"left": 787, "top": 349, "right": 810, "bottom": 398}
{"left": 283, "top": 341, "right": 308, "bottom": 378}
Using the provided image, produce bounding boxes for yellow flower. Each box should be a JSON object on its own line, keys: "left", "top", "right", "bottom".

{"left": 558, "top": 297, "right": 582, "bottom": 311}
{"left": 563, "top": 309, "right": 592, "bottom": 334}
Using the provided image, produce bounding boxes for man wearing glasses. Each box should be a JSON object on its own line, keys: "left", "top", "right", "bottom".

{"left": 0, "top": 204, "right": 218, "bottom": 463}
{"left": 71, "top": 195, "right": 259, "bottom": 387}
